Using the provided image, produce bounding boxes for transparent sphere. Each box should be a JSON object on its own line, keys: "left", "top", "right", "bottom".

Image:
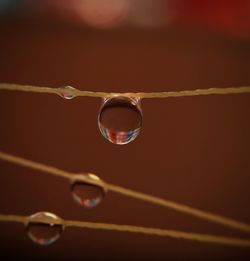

{"left": 71, "top": 174, "right": 107, "bottom": 208}
{"left": 59, "top": 86, "right": 76, "bottom": 99}
{"left": 98, "top": 96, "right": 143, "bottom": 144}
{"left": 26, "top": 212, "right": 64, "bottom": 246}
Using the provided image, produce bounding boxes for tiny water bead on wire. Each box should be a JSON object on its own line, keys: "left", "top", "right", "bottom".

{"left": 58, "top": 86, "right": 76, "bottom": 100}
{"left": 70, "top": 174, "right": 107, "bottom": 208}
{"left": 98, "top": 96, "right": 143, "bottom": 144}
{"left": 1, "top": 84, "right": 250, "bottom": 144}
{"left": 26, "top": 212, "right": 64, "bottom": 246}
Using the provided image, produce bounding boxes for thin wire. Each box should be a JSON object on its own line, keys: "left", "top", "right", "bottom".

{"left": 0, "top": 83, "right": 250, "bottom": 99}
{"left": 106, "top": 184, "right": 250, "bottom": 234}
{"left": 0, "top": 214, "right": 250, "bottom": 248}
{"left": 0, "top": 151, "right": 250, "bottom": 234}
{"left": 0, "top": 151, "right": 72, "bottom": 179}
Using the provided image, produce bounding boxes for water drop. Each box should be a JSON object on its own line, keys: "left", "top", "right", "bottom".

{"left": 98, "top": 96, "right": 143, "bottom": 144}
{"left": 71, "top": 174, "right": 107, "bottom": 208}
{"left": 26, "top": 212, "right": 64, "bottom": 246}
{"left": 59, "top": 86, "right": 76, "bottom": 99}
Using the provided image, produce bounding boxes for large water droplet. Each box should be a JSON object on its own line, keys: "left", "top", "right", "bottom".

{"left": 71, "top": 174, "right": 107, "bottom": 208}
{"left": 59, "top": 86, "right": 76, "bottom": 99}
{"left": 26, "top": 212, "right": 64, "bottom": 246}
{"left": 98, "top": 96, "right": 142, "bottom": 144}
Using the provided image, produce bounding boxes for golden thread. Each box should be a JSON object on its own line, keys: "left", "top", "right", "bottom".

{"left": 0, "top": 214, "right": 250, "bottom": 248}
{"left": 106, "top": 184, "right": 250, "bottom": 234}
{"left": 0, "top": 83, "right": 250, "bottom": 99}
{"left": 0, "top": 151, "right": 72, "bottom": 179}
{"left": 1, "top": 84, "right": 250, "bottom": 248}
{"left": 0, "top": 151, "right": 250, "bottom": 234}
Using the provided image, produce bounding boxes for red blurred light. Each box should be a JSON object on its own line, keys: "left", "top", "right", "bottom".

{"left": 176, "top": 0, "right": 250, "bottom": 37}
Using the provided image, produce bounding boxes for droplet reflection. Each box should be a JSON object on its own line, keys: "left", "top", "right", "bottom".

{"left": 98, "top": 96, "right": 143, "bottom": 145}
{"left": 71, "top": 174, "right": 107, "bottom": 208}
{"left": 26, "top": 212, "right": 63, "bottom": 246}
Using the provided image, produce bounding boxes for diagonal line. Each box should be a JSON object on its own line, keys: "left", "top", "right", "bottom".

{"left": 0, "top": 213, "right": 250, "bottom": 248}
{"left": 0, "top": 150, "right": 250, "bottom": 234}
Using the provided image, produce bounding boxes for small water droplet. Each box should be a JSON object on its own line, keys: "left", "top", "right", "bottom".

{"left": 59, "top": 86, "right": 76, "bottom": 99}
{"left": 98, "top": 96, "right": 142, "bottom": 144}
{"left": 26, "top": 212, "right": 63, "bottom": 246}
{"left": 71, "top": 174, "right": 107, "bottom": 208}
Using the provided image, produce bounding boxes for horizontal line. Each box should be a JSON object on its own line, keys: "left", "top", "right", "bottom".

{"left": 0, "top": 83, "right": 250, "bottom": 99}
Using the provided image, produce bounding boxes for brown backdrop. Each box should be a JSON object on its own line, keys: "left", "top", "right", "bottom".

{"left": 0, "top": 18, "right": 250, "bottom": 259}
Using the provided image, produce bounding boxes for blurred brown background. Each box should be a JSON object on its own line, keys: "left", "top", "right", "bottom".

{"left": 0, "top": 0, "right": 250, "bottom": 259}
